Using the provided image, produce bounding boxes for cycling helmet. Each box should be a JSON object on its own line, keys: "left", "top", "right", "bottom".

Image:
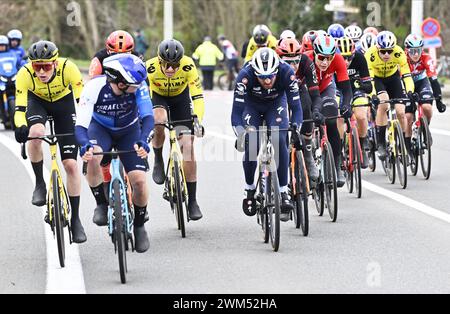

{"left": 276, "top": 37, "right": 301, "bottom": 57}
{"left": 158, "top": 39, "right": 184, "bottom": 63}
{"left": 313, "top": 34, "right": 337, "bottom": 56}
{"left": 404, "top": 34, "right": 424, "bottom": 49}
{"left": 280, "top": 29, "right": 296, "bottom": 40}
{"left": 376, "top": 31, "right": 397, "bottom": 49}
{"left": 7, "top": 29, "right": 22, "bottom": 41}
{"left": 105, "top": 30, "right": 134, "bottom": 53}
{"left": 28, "top": 41, "right": 59, "bottom": 62}
{"left": 337, "top": 37, "right": 355, "bottom": 57}
{"left": 0, "top": 35, "right": 9, "bottom": 47}
{"left": 251, "top": 48, "right": 280, "bottom": 76}
{"left": 302, "top": 31, "right": 317, "bottom": 52}
{"left": 253, "top": 27, "right": 270, "bottom": 46}
{"left": 359, "top": 33, "right": 377, "bottom": 53}
{"left": 217, "top": 34, "right": 226, "bottom": 42}
{"left": 103, "top": 53, "right": 147, "bottom": 85}
{"left": 328, "top": 24, "right": 345, "bottom": 38}
{"left": 363, "top": 27, "right": 379, "bottom": 36}
{"left": 253, "top": 24, "right": 271, "bottom": 36}
{"left": 345, "top": 25, "right": 363, "bottom": 41}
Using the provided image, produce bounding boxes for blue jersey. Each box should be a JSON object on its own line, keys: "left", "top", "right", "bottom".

{"left": 9, "top": 46, "right": 27, "bottom": 67}
{"left": 0, "top": 51, "right": 21, "bottom": 77}
{"left": 231, "top": 61, "right": 302, "bottom": 129}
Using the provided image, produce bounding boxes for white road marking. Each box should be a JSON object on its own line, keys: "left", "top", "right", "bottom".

{"left": 430, "top": 128, "right": 450, "bottom": 137}
{"left": 0, "top": 133, "right": 86, "bottom": 294}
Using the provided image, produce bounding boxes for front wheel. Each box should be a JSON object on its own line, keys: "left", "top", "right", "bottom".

{"left": 113, "top": 179, "right": 127, "bottom": 284}
{"left": 51, "top": 170, "right": 65, "bottom": 268}
{"left": 266, "top": 171, "right": 280, "bottom": 252}
{"left": 173, "top": 159, "right": 186, "bottom": 238}
{"left": 292, "top": 150, "right": 309, "bottom": 236}
{"left": 323, "top": 142, "right": 338, "bottom": 222}
{"left": 352, "top": 127, "right": 362, "bottom": 199}
{"left": 394, "top": 121, "right": 407, "bottom": 189}
{"left": 419, "top": 117, "right": 432, "bottom": 180}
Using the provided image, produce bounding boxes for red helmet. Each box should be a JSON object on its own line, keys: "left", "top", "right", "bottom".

{"left": 105, "top": 30, "right": 134, "bottom": 53}
{"left": 302, "top": 30, "right": 317, "bottom": 52}
{"left": 276, "top": 38, "right": 301, "bottom": 57}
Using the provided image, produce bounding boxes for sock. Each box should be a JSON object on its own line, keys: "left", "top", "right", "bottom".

{"left": 377, "top": 126, "right": 386, "bottom": 146}
{"left": 245, "top": 183, "right": 256, "bottom": 191}
{"left": 134, "top": 204, "right": 147, "bottom": 227}
{"left": 359, "top": 137, "right": 368, "bottom": 150}
{"left": 90, "top": 183, "right": 107, "bottom": 205}
{"left": 69, "top": 196, "right": 80, "bottom": 220}
{"left": 405, "top": 137, "right": 412, "bottom": 152}
{"left": 153, "top": 147, "right": 163, "bottom": 162}
{"left": 187, "top": 181, "right": 197, "bottom": 203}
{"left": 31, "top": 161, "right": 45, "bottom": 186}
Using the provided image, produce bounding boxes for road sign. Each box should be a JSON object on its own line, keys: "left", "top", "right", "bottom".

{"left": 421, "top": 18, "right": 441, "bottom": 38}
{"left": 423, "top": 36, "right": 442, "bottom": 48}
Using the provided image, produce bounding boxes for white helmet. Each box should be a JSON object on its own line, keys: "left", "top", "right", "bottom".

{"left": 251, "top": 48, "right": 279, "bottom": 77}
{"left": 315, "top": 30, "right": 328, "bottom": 37}
{"left": 7, "top": 29, "right": 22, "bottom": 40}
{"left": 345, "top": 25, "right": 363, "bottom": 41}
{"left": 0, "top": 35, "right": 9, "bottom": 46}
{"left": 359, "top": 33, "right": 377, "bottom": 53}
{"left": 376, "top": 31, "right": 397, "bottom": 49}
{"left": 280, "top": 29, "right": 296, "bottom": 40}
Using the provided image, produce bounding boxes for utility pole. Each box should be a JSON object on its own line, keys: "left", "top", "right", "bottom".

{"left": 164, "top": 0, "right": 173, "bottom": 39}
{"left": 411, "top": 0, "right": 424, "bottom": 35}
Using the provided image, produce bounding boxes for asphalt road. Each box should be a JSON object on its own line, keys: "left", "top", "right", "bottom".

{"left": 1, "top": 90, "right": 449, "bottom": 294}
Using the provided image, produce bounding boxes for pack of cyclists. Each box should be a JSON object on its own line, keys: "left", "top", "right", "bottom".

{"left": 5, "top": 23, "right": 448, "bottom": 253}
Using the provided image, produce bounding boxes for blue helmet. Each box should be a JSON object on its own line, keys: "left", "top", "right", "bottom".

{"left": 376, "top": 31, "right": 397, "bottom": 49}
{"left": 327, "top": 24, "right": 345, "bottom": 38}
{"left": 103, "top": 53, "right": 147, "bottom": 85}
{"left": 313, "top": 34, "right": 337, "bottom": 55}
{"left": 404, "top": 34, "right": 424, "bottom": 49}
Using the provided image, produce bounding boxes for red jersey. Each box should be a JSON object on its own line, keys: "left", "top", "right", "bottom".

{"left": 407, "top": 52, "right": 437, "bottom": 82}
{"left": 305, "top": 51, "right": 349, "bottom": 93}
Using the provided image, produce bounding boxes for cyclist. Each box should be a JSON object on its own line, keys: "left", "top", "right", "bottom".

{"left": 328, "top": 24, "right": 345, "bottom": 39}
{"left": 7, "top": 29, "right": 27, "bottom": 67}
{"left": 146, "top": 39, "right": 204, "bottom": 221}
{"left": 276, "top": 37, "right": 321, "bottom": 180}
{"left": 244, "top": 25, "right": 278, "bottom": 63}
{"left": 403, "top": 34, "right": 446, "bottom": 159}
{"left": 218, "top": 34, "right": 239, "bottom": 90}
{"left": 231, "top": 47, "right": 303, "bottom": 222}
{"left": 345, "top": 25, "right": 363, "bottom": 51}
{"left": 75, "top": 54, "right": 153, "bottom": 253}
{"left": 88, "top": 30, "right": 136, "bottom": 78}
{"left": 13, "top": 41, "right": 86, "bottom": 243}
{"left": 365, "top": 31, "right": 415, "bottom": 161}
{"left": 301, "top": 30, "right": 317, "bottom": 53}
{"left": 304, "top": 34, "right": 353, "bottom": 187}
{"left": 363, "top": 27, "right": 379, "bottom": 36}
{"left": 337, "top": 37, "right": 373, "bottom": 169}
{"left": 358, "top": 33, "right": 377, "bottom": 54}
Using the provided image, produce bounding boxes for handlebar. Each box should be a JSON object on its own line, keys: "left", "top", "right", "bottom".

{"left": 82, "top": 149, "right": 149, "bottom": 176}
{"left": 20, "top": 133, "right": 75, "bottom": 160}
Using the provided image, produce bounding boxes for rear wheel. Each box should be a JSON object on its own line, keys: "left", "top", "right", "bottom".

{"left": 323, "top": 142, "right": 338, "bottom": 222}
{"left": 113, "top": 179, "right": 127, "bottom": 284}
{"left": 419, "top": 117, "right": 432, "bottom": 180}
{"left": 292, "top": 151, "right": 309, "bottom": 236}
{"left": 52, "top": 170, "right": 65, "bottom": 268}
{"left": 217, "top": 73, "right": 228, "bottom": 90}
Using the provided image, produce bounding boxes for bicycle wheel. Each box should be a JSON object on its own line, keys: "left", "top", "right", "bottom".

{"left": 217, "top": 73, "right": 228, "bottom": 90}
{"left": 293, "top": 151, "right": 309, "bottom": 236}
{"left": 394, "top": 121, "right": 407, "bottom": 189}
{"left": 113, "top": 179, "right": 127, "bottom": 284}
{"left": 289, "top": 151, "right": 300, "bottom": 229}
{"left": 385, "top": 127, "right": 395, "bottom": 184}
{"left": 419, "top": 117, "right": 432, "bottom": 180}
{"left": 8, "top": 98, "right": 16, "bottom": 130}
{"left": 258, "top": 173, "right": 270, "bottom": 243}
{"left": 368, "top": 129, "right": 377, "bottom": 172}
{"left": 344, "top": 134, "right": 354, "bottom": 194}
{"left": 266, "top": 171, "right": 280, "bottom": 252}
{"left": 51, "top": 170, "right": 65, "bottom": 268}
{"left": 410, "top": 126, "right": 419, "bottom": 176}
{"left": 352, "top": 127, "right": 362, "bottom": 199}
{"left": 323, "top": 142, "right": 338, "bottom": 222}
{"left": 173, "top": 158, "right": 186, "bottom": 238}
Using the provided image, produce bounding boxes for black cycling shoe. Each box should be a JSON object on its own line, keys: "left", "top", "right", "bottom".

{"left": 377, "top": 144, "right": 387, "bottom": 161}
{"left": 70, "top": 218, "right": 87, "bottom": 243}
{"left": 133, "top": 225, "right": 150, "bottom": 253}
{"left": 280, "top": 192, "right": 293, "bottom": 222}
{"left": 152, "top": 159, "right": 165, "bottom": 185}
{"left": 187, "top": 200, "right": 203, "bottom": 220}
{"left": 32, "top": 184, "right": 47, "bottom": 207}
{"left": 336, "top": 167, "right": 346, "bottom": 188}
{"left": 93, "top": 203, "right": 108, "bottom": 226}
{"left": 361, "top": 150, "right": 369, "bottom": 169}
{"left": 242, "top": 189, "right": 257, "bottom": 216}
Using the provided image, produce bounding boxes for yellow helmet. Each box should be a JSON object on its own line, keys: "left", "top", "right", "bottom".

{"left": 337, "top": 37, "right": 355, "bottom": 57}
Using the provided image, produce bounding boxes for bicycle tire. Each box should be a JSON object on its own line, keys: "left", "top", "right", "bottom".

{"left": 258, "top": 172, "right": 270, "bottom": 243}
{"left": 51, "top": 170, "right": 65, "bottom": 268}
{"left": 368, "top": 129, "right": 377, "bottom": 172}
{"left": 344, "top": 134, "right": 354, "bottom": 194}
{"left": 289, "top": 151, "right": 300, "bottom": 229}
{"left": 173, "top": 159, "right": 186, "bottom": 238}
{"left": 8, "top": 98, "right": 15, "bottom": 131}
{"left": 323, "top": 142, "right": 338, "bottom": 222}
{"left": 296, "top": 151, "right": 309, "bottom": 236}
{"left": 113, "top": 179, "right": 127, "bottom": 284}
{"left": 410, "top": 125, "right": 419, "bottom": 176}
{"left": 394, "top": 121, "right": 407, "bottom": 189}
{"left": 352, "top": 127, "right": 362, "bottom": 199}
{"left": 266, "top": 171, "right": 280, "bottom": 252}
{"left": 419, "top": 117, "right": 432, "bottom": 180}
{"left": 217, "top": 73, "right": 227, "bottom": 90}
{"left": 385, "top": 126, "right": 396, "bottom": 184}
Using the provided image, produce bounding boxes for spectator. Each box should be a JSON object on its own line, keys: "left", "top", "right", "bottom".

{"left": 192, "top": 36, "right": 224, "bottom": 90}
{"left": 134, "top": 29, "right": 149, "bottom": 59}
{"left": 218, "top": 34, "right": 239, "bottom": 90}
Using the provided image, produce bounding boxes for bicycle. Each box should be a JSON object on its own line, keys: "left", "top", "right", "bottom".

{"left": 21, "top": 117, "right": 73, "bottom": 268}
{"left": 377, "top": 98, "right": 409, "bottom": 189}
{"left": 157, "top": 114, "right": 203, "bottom": 238}
{"left": 83, "top": 149, "right": 148, "bottom": 284}
{"left": 217, "top": 62, "right": 239, "bottom": 91}
{"left": 367, "top": 106, "right": 378, "bottom": 173}
{"left": 288, "top": 123, "right": 310, "bottom": 236}
{"left": 311, "top": 116, "right": 339, "bottom": 222}
{"left": 409, "top": 97, "right": 436, "bottom": 180}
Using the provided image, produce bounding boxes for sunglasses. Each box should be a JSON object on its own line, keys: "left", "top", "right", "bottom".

{"left": 379, "top": 49, "right": 394, "bottom": 55}
{"left": 32, "top": 62, "right": 54, "bottom": 72}
{"left": 316, "top": 54, "right": 334, "bottom": 62}
{"left": 407, "top": 48, "right": 423, "bottom": 56}
{"left": 161, "top": 60, "right": 180, "bottom": 70}
{"left": 256, "top": 73, "right": 277, "bottom": 80}
{"left": 283, "top": 58, "right": 300, "bottom": 65}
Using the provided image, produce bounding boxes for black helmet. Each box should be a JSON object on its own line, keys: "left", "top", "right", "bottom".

{"left": 253, "top": 29, "right": 269, "bottom": 45}
{"left": 28, "top": 40, "right": 59, "bottom": 62}
{"left": 217, "top": 34, "right": 226, "bottom": 41}
{"left": 158, "top": 39, "right": 184, "bottom": 63}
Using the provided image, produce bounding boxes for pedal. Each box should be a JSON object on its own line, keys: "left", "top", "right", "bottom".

{"left": 163, "top": 191, "right": 170, "bottom": 202}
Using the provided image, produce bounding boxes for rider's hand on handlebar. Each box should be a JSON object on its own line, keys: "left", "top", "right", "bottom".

{"left": 193, "top": 115, "right": 205, "bottom": 138}
{"left": 14, "top": 125, "right": 29, "bottom": 143}
{"left": 80, "top": 144, "right": 94, "bottom": 162}
{"left": 312, "top": 110, "right": 325, "bottom": 126}
{"left": 436, "top": 98, "right": 447, "bottom": 113}
{"left": 407, "top": 91, "right": 420, "bottom": 103}
{"left": 134, "top": 140, "right": 150, "bottom": 159}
